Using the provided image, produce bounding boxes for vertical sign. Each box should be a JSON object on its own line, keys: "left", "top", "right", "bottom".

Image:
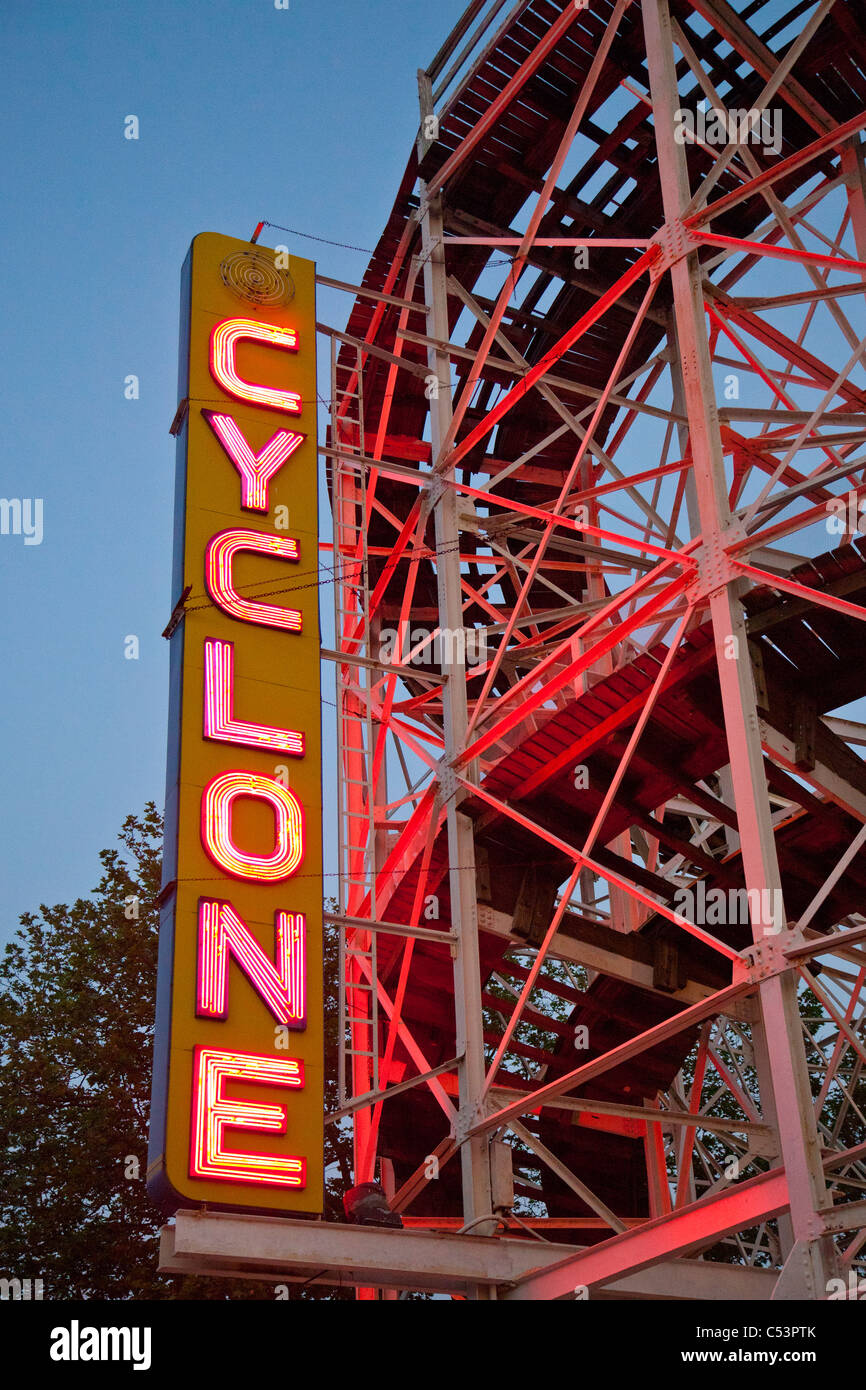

{"left": 148, "top": 232, "right": 323, "bottom": 1213}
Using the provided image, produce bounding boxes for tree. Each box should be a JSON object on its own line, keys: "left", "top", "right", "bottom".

{"left": 0, "top": 803, "right": 352, "bottom": 1299}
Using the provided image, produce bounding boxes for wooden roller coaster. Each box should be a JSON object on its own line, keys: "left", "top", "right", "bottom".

{"left": 323, "top": 0, "right": 866, "bottom": 1299}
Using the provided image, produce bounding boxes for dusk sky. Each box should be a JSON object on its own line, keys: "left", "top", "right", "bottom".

{"left": 0, "top": 0, "right": 469, "bottom": 940}
{"left": 1, "top": 0, "right": 859, "bottom": 942}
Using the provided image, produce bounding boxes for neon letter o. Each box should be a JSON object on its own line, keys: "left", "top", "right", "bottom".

{"left": 201, "top": 770, "right": 305, "bottom": 881}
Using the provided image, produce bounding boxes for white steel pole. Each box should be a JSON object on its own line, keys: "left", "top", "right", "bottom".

{"left": 642, "top": 0, "right": 834, "bottom": 1294}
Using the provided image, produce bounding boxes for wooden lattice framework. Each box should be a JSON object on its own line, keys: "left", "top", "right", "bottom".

{"left": 320, "top": 0, "right": 866, "bottom": 1299}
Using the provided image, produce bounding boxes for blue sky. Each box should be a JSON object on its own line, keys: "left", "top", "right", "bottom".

{"left": 0, "top": 0, "right": 469, "bottom": 938}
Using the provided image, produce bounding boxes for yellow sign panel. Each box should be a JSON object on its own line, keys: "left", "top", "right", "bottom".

{"left": 148, "top": 232, "right": 323, "bottom": 1213}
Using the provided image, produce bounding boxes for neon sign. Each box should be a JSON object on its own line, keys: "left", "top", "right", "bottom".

{"left": 201, "top": 769, "right": 305, "bottom": 882}
{"left": 190, "top": 1047, "right": 306, "bottom": 1187}
{"left": 203, "top": 639, "right": 305, "bottom": 756}
{"left": 196, "top": 900, "right": 306, "bottom": 1026}
{"left": 205, "top": 529, "right": 303, "bottom": 632}
{"left": 209, "top": 318, "right": 302, "bottom": 414}
{"left": 202, "top": 412, "right": 305, "bottom": 512}
{"left": 148, "top": 233, "right": 323, "bottom": 1214}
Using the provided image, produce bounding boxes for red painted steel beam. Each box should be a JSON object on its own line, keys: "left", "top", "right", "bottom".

{"left": 500, "top": 1164, "right": 790, "bottom": 1298}
{"left": 469, "top": 976, "right": 751, "bottom": 1142}
{"left": 462, "top": 776, "right": 742, "bottom": 961}
{"left": 685, "top": 0, "right": 834, "bottom": 134}
{"left": 456, "top": 477, "right": 694, "bottom": 566}
{"left": 693, "top": 229, "right": 866, "bottom": 276}
{"left": 713, "top": 302, "right": 866, "bottom": 409}
{"left": 458, "top": 567, "right": 691, "bottom": 764}
{"left": 445, "top": 247, "right": 660, "bottom": 472}
{"left": 425, "top": 3, "right": 596, "bottom": 197}
{"left": 686, "top": 108, "right": 866, "bottom": 228}
{"left": 732, "top": 560, "right": 866, "bottom": 624}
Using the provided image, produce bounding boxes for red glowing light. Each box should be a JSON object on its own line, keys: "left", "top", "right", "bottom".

{"left": 205, "top": 529, "right": 302, "bottom": 632}
{"left": 197, "top": 898, "right": 306, "bottom": 1025}
{"left": 203, "top": 638, "right": 304, "bottom": 757}
{"left": 203, "top": 410, "right": 305, "bottom": 512}
{"left": 190, "top": 1046, "right": 306, "bottom": 1187}
{"left": 210, "top": 318, "right": 302, "bottom": 415}
{"left": 201, "top": 770, "right": 305, "bottom": 882}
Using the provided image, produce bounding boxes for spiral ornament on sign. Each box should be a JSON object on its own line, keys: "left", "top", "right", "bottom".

{"left": 219, "top": 249, "right": 295, "bottom": 306}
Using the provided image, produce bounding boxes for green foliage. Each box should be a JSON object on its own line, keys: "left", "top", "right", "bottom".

{"left": 0, "top": 804, "right": 352, "bottom": 1300}
{"left": 674, "top": 994, "right": 866, "bottom": 1266}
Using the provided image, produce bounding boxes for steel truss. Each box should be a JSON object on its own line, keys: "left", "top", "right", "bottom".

{"left": 321, "top": 0, "right": 866, "bottom": 1299}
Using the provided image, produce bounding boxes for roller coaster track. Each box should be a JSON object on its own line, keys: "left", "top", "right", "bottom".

{"left": 325, "top": 0, "right": 866, "bottom": 1300}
